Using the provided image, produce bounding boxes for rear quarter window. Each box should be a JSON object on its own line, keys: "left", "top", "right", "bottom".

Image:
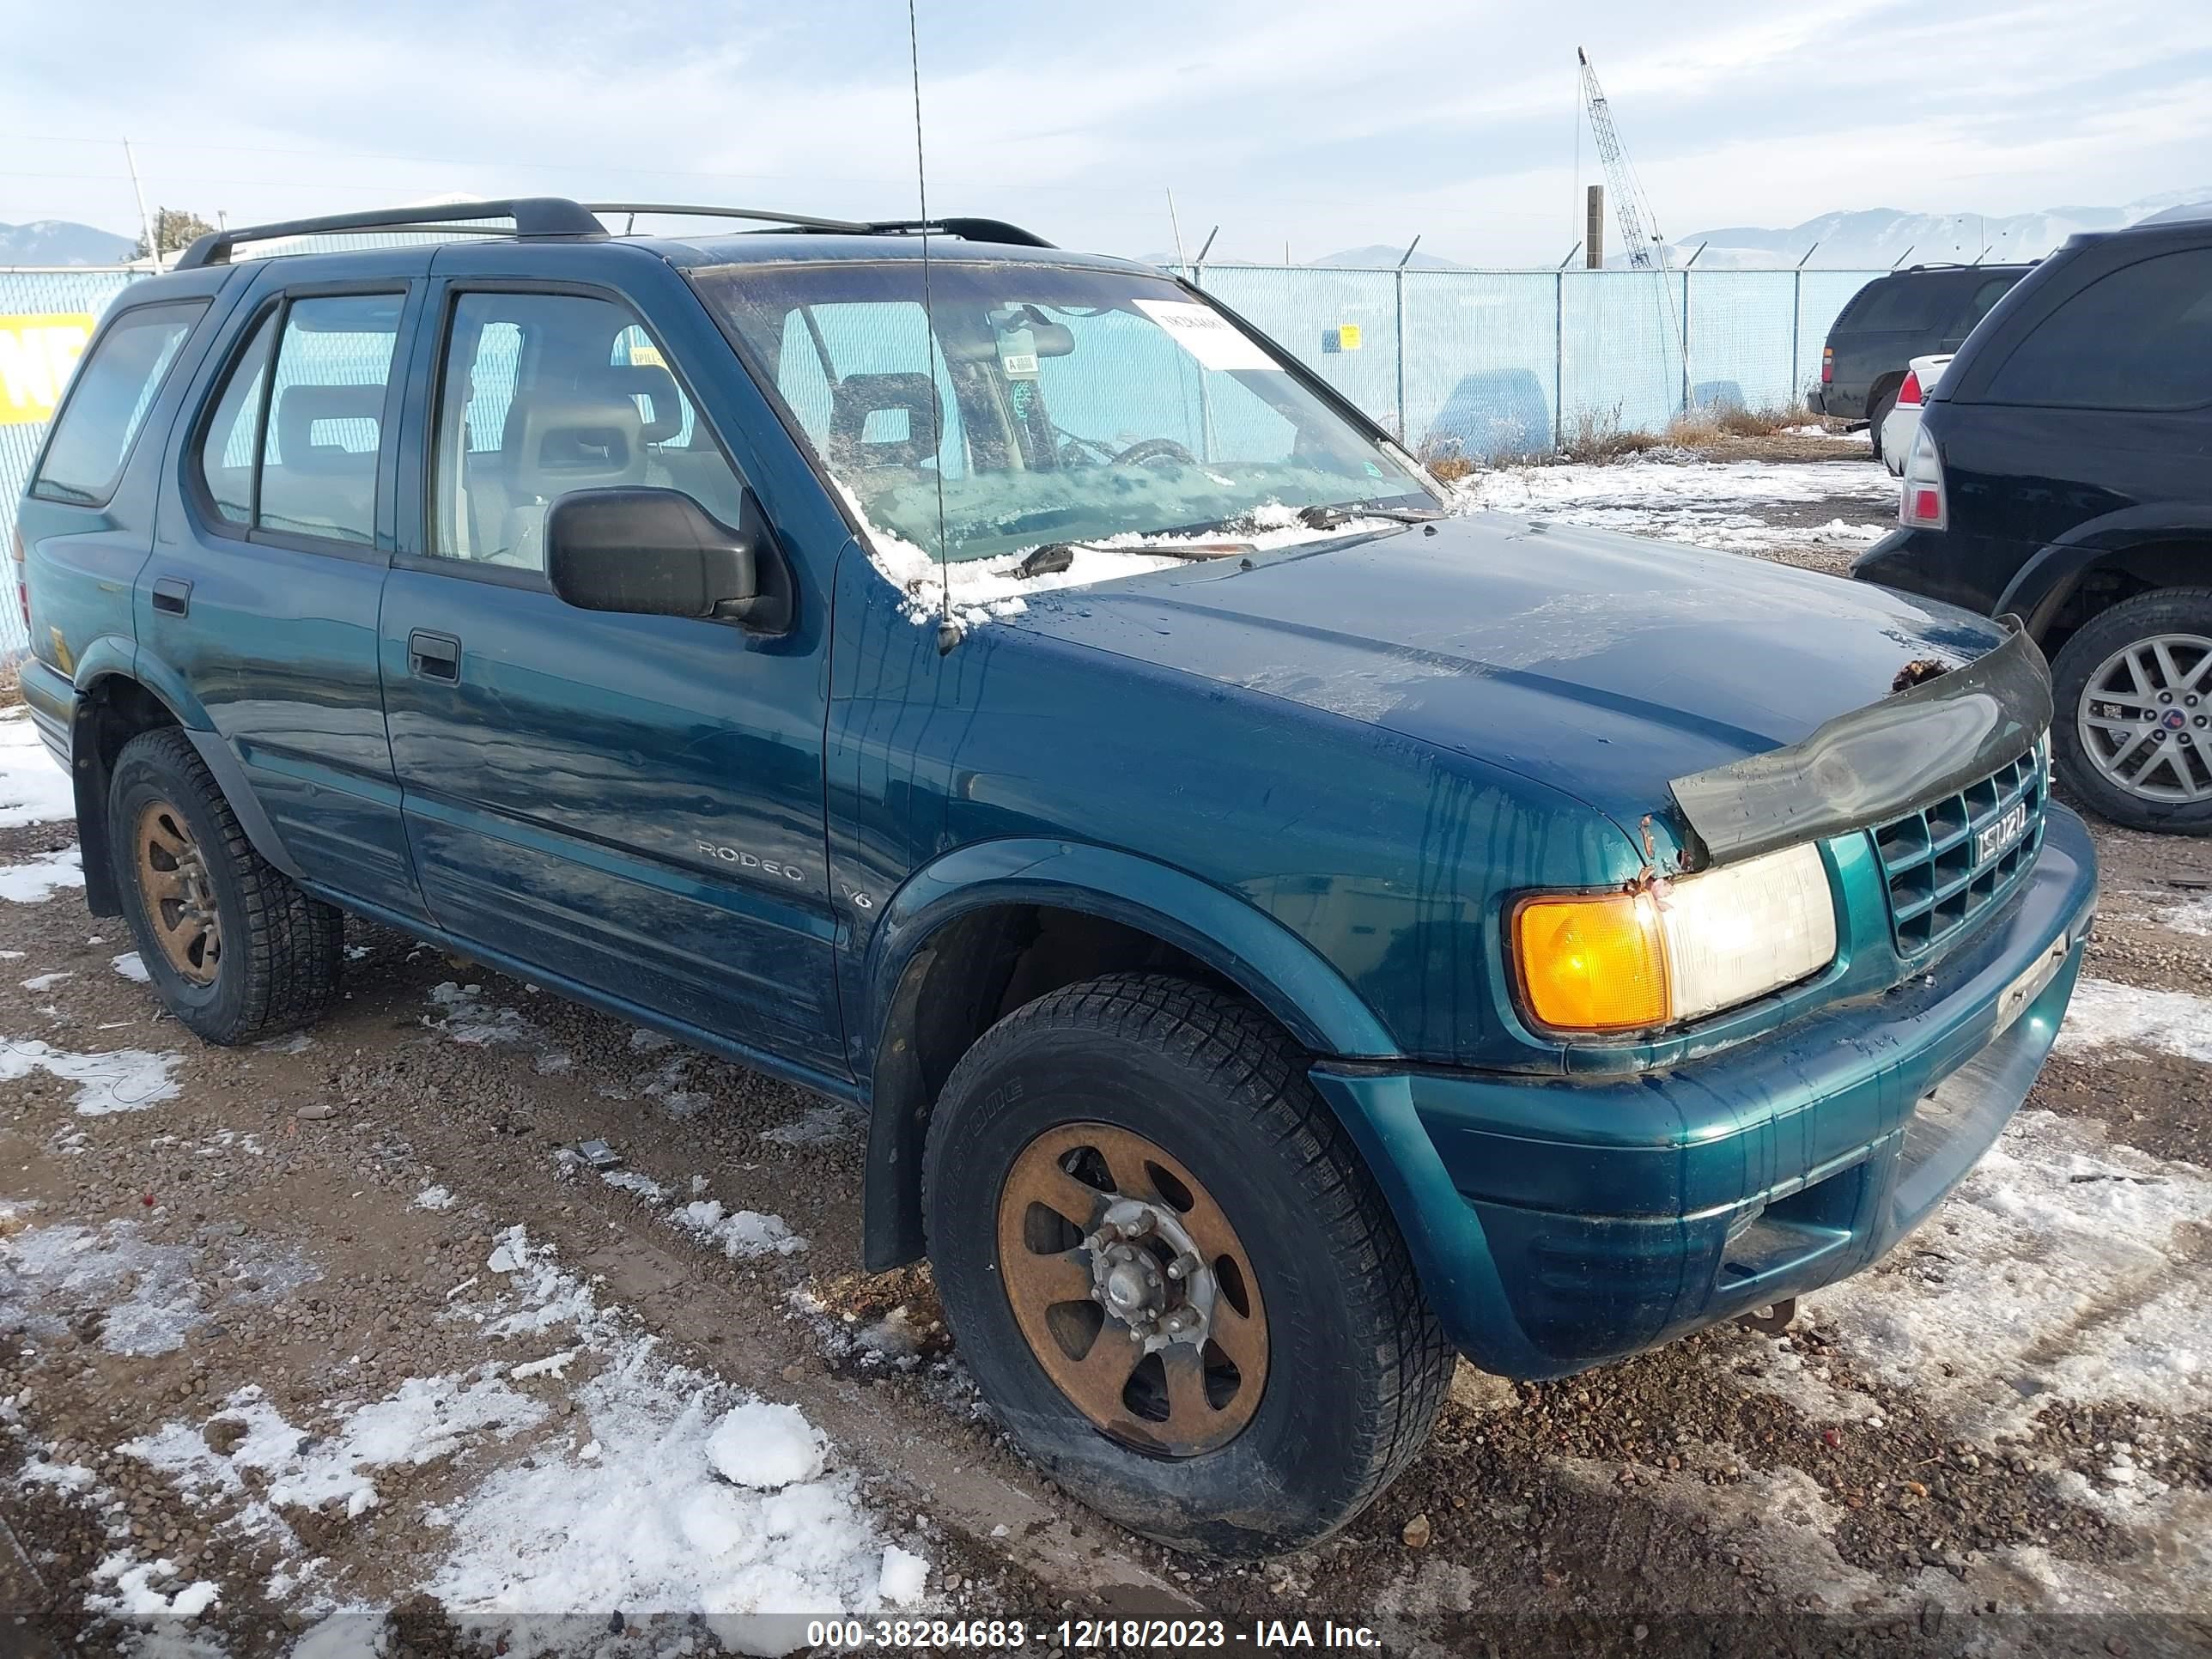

{"left": 1984, "top": 248, "right": 2212, "bottom": 410}
{"left": 1838, "top": 276, "right": 1966, "bottom": 333}
{"left": 30, "top": 300, "right": 207, "bottom": 505}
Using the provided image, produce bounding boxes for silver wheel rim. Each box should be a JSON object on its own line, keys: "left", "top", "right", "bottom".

{"left": 2076, "top": 631, "right": 2212, "bottom": 803}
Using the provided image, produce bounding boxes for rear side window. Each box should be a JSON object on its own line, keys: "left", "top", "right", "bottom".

{"left": 193, "top": 294, "right": 402, "bottom": 545}
{"left": 1957, "top": 274, "right": 2019, "bottom": 331}
{"left": 1985, "top": 249, "right": 2212, "bottom": 410}
{"left": 31, "top": 301, "right": 205, "bottom": 505}
{"left": 1838, "top": 276, "right": 1965, "bottom": 332}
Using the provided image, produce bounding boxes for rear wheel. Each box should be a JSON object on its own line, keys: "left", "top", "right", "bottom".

{"left": 2051, "top": 588, "right": 2212, "bottom": 833}
{"left": 1866, "top": 382, "right": 1899, "bottom": 462}
{"left": 923, "top": 973, "right": 1451, "bottom": 1558}
{"left": 108, "top": 729, "right": 344, "bottom": 1042}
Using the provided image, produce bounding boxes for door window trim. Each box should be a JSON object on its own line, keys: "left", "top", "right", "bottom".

{"left": 179, "top": 278, "right": 414, "bottom": 565}
{"left": 399, "top": 276, "right": 751, "bottom": 592}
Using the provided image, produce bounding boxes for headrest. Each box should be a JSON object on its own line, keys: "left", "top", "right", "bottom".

{"left": 274, "top": 385, "right": 383, "bottom": 471}
{"left": 594, "top": 364, "right": 684, "bottom": 443}
{"left": 829, "top": 372, "right": 939, "bottom": 468}
{"left": 507, "top": 392, "right": 647, "bottom": 486}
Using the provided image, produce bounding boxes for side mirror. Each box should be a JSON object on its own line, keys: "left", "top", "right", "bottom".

{"left": 546, "top": 487, "right": 790, "bottom": 633}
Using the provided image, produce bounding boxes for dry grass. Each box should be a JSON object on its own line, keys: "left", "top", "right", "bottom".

{"left": 1425, "top": 454, "right": 1481, "bottom": 483}
{"left": 1662, "top": 400, "right": 1826, "bottom": 445}
{"left": 1558, "top": 404, "right": 1663, "bottom": 463}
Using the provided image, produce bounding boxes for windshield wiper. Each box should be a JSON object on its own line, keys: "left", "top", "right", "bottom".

{"left": 1016, "top": 538, "right": 1254, "bottom": 577}
{"left": 1297, "top": 501, "right": 1447, "bottom": 530}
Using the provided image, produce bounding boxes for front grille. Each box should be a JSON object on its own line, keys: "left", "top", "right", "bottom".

{"left": 1871, "top": 744, "right": 2047, "bottom": 957}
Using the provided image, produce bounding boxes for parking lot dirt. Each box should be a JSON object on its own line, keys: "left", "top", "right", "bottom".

{"left": 4, "top": 453, "right": 2210, "bottom": 1658}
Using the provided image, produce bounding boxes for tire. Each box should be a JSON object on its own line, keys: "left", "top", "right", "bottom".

{"left": 2050, "top": 587, "right": 2212, "bottom": 835}
{"left": 107, "top": 728, "right": 344, "bottom": 1042}
{"left": 1866, "top": 382, "right": 1899, "bottom": 463}
{"left": 922, "top": 972, "right": 1452, "bottom": 1557}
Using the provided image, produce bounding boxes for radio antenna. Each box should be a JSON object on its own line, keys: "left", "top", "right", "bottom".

{"left": 907, "top": 0, "right": 958, "bottom": 654}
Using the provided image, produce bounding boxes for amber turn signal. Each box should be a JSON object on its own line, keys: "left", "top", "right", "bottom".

{"left": 1512, "top": 891, "right": 1669, "bottom": 1034}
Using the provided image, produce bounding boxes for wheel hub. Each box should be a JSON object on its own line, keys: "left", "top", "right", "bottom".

{"left": 133, "top": 799, "right": 222, "bottom": 988}
{"left": 2079, "top": 631, "right": 2212, "bottom": 805}
{"left": 995, "top": 1122, "right": 1268, "bottom": 1457}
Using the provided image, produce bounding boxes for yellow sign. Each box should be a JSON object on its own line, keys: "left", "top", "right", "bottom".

{"left": 0, "top": 313, "right": 94, "bottom": 427}
{"left": 1337, "top": 324, "right": 1362, "bottom": 351}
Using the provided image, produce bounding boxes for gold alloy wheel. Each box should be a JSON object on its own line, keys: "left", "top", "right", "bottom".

{"left": 133, "top": 798, "right": 222, "bottom": 987}
{"left": 995, "top": 1121, "right": 1268, "bottom": 1456}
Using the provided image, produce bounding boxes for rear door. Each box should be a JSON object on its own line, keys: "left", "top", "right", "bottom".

{"left": 141, "top": 252, "right": 432, "bottom": 921}
{"left": 377, "top": 241, "right": 845, "bottom": 1074}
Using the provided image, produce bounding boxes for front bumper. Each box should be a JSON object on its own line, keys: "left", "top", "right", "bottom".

{"left": 1309, "top": 805, "right": 2099, "bottom": 1379}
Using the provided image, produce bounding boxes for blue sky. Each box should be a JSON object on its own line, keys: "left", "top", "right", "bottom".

{"left": 3, "top": 0, "right": 2209, "bottom": 264}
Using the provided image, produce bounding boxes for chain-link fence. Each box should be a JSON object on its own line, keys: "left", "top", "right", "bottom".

{"left": 2, "top": 260, "right": 1887, "bottom": 659}
{"left": 1185, "top": 264, "right": 1887, "bottom": 458}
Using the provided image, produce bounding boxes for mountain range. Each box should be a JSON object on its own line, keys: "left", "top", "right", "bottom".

{"left": 0, "top": 219, "right": 137, "bottom": 265}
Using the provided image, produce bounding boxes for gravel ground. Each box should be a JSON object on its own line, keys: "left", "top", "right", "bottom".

{"left": 4, "top": 451, "right": 2210, "bottom": 1658}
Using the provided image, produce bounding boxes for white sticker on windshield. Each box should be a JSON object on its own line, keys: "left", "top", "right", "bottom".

{"left": 1132, "top": 299, "right": 1277, "bottom": 373}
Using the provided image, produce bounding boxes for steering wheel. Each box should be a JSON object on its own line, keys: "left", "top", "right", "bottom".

{"left": 1111, "top": 437, "right": 1198, "bottom": 468}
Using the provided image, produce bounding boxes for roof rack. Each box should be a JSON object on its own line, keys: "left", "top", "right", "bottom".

{"left": 174, "top": 198, "right": 603, "bottom": 269}
{"left": 589, "top": 204, "right": 1054, "bottom": 248}
{"left": 174, "top": 198, "right": 1055, "bottom": 270}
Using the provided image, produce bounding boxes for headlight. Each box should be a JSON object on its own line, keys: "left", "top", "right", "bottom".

{"left": 1512, "top": 842, "right": 1838, "bottom": 1035}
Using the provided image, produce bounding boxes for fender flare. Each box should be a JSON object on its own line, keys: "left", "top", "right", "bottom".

{"left": 1998, "top": 507, "right": 2212, "bottom": 639}
{"left": 70, "top": 653, "right": 306, "bottom": 910}
{"left": 856, "top": 838, "right": 1401, "bottom": 1269}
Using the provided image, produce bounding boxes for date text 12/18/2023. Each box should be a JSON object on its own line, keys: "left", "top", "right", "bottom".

{"left": 804, "top": 1618, "right": 1382, "bottom": 1650}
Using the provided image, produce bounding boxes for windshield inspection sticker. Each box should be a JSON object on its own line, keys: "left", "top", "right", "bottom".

{"left": 1133, "top": 299, "right": 1277, "bottom": 372}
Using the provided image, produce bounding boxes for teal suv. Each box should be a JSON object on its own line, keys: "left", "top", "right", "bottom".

{"left": 14, "top": 199, "right": 2096, "bottom": 1555}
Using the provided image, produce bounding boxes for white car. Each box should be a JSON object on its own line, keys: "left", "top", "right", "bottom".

{"left": 1881, "top": 353, "right": 1953, "bottom": 477}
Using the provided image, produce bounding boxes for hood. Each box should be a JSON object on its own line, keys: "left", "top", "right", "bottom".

{"left": 1004, "top": 511, "right": 2008, "bottom": 839}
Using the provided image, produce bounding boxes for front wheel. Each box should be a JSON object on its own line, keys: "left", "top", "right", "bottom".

{"left": 2051, "top": 589, "right": 2212, "bottom": 834}
{"left": 923, "top": 974, "right": 1451, "bottom": 1557}
{"left": 1866, "top": 383, "right": 1899, "bottom": 463}
{"left": 108, "top": 728, "right": 344, "bottom": 1042}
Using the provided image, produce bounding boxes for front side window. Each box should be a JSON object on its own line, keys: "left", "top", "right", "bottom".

{"left": 696, "top": 260, "right": 1436, "bottom": 593}
{"left": 32, "top": 301, "right": 205, "bottom": 505}
{"left": 1985, "top": 249, "right": 2212, "bottom": 410}
{"left": 430, "top": 291, "right": 744, "bottom": 573}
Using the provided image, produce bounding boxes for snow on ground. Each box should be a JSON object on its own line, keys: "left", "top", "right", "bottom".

{"left": 111, "top": 951, "right": 149, "bottom": 982}
{"left": 1, "top": 1218, "right": 319, "bottom": 1356}
{"left": 2056, "top": 976, "right": 2212, "bottom": 1066}
{"left": 1803, "top": 1110, "right": 2212, "bottom": 1437}
{"left": 2158, "top": 891, "right": 2212, "bottom": 937}
{"left": 1458, "top": 457, "right": 1897, "bottom": 553}
{"left": 40, "top": 1221, "right": 927, "bottom": 1651}
{"left": 0, "top": 844, "right": 84, "bottom": 903}
{"left": 0, "top": 707, "right": 76, "bottom": 827}
{"left": 563, "top": 1146, "right": 810, "bottom": 1260}
{"left": 0, "top": 1036, "right": 180, "bottom": 1113}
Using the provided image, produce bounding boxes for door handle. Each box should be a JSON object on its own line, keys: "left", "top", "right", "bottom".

{"left": 407, "top": 629, "right": 462, "bottom": 681}
{"left": 151, "top": 577, "right": 191, "bottom": 617}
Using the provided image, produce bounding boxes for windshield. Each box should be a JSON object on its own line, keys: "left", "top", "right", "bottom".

{"left": 694, "top": 260, "right": 1438, "bottom": 602}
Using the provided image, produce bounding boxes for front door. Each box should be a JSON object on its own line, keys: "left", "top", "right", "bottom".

{"left": 377, "top": 271, "right": 843, "bottom": 1073}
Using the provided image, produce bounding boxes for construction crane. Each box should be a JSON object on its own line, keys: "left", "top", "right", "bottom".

{"left": 1577, "top": 48, "right": 1669, "bottom": 270}
{"left": 1577, "top": 46, "right": 1686, "bottom": 407}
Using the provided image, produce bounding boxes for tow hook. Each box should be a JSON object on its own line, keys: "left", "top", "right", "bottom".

{"left": 1736, "top": 1298, "right": 1797, "bottom": 1334}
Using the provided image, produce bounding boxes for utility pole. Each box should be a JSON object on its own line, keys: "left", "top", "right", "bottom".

{"left": 1165, "top": 187, "right": 1187, "bottom": 270}
{"left": 122, "top": 137, "right": 156, "bottom": 263}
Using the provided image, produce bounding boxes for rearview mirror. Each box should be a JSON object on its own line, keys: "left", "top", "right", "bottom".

{"left": 546, "top": 488, "right": 789, "bottom": 633}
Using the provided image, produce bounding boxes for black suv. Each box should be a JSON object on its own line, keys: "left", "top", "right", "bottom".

{"left": 1816, "top": 263, "right": 2030, "bottom": 459}
{"left": 1855, "top": 220, "right": 2212, "bottom": 833}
